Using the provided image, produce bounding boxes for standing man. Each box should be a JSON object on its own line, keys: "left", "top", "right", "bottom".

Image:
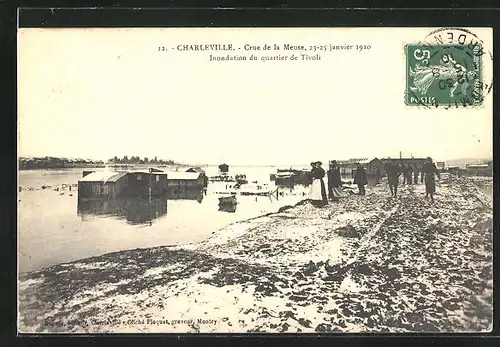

{"left": 413, "top": 165, "right": 420, "bottom": 184}
{"left": 375, "top": 168, "right": 381, "bottom": 185}
{"left": 327, "top": 161, "right": 342, "bottom": 201}
{"left": 386, "top": 160, "right": 401, "bottom": 197}
{"left": 401, "top": 163, "right": 407, "bottom": 185}
{"left": 422, "top": 157, "right": 440, "bottom": 202}
{"left": 353, "top": 163, "right": 368, "bottom": 195}
{"left": 406, "top": 164, "right": 414, "bottom": 185}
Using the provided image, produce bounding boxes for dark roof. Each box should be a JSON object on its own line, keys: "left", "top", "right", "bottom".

{"left": 380, "top": 158, "right": 427, "bottom": 162}
{"left": 79, "top": 171, "right": 128, "bottom": 183}
{"left": 186, "top": 167, "right": 205, "bottom": 174}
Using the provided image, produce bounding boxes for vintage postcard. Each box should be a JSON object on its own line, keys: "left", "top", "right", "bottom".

{"left": 17, "top": 27, "right": 493, "bottom": 333}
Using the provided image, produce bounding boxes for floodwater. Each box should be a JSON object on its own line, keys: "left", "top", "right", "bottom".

{"left": 18, "top": 166, "right": 312, "bottom": 273}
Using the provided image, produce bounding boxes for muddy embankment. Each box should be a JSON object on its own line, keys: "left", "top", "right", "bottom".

{"left": 18, "top": 176, "right": 493, "bottom": 333}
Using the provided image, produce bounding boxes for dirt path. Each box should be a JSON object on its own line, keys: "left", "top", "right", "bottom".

{"left": 18, "top": 176, "right": 493, "bottom": 333}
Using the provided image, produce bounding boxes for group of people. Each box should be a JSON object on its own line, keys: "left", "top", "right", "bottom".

{"left": 309, "top": 157, "right": 441, "bottom": 207}
{"left": 385, "top": 157, "right": 440, "bottom": 201}
{"left": 309, "top": 160, "right": 368, "bottom": 207}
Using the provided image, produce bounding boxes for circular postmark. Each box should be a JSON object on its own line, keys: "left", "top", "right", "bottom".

{"left": 405, "top": 27, "right": 493, "bottom": 109}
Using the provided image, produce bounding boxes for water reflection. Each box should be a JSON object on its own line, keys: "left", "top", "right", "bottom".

{"left": 219, "top": 204, "right": 237, "bottom": 213}
{"left": 77, "top": 196, "right": 168, "bottom": 225}
{"left": 77, "top": 188, "right": 206, "bottom": 225}
{"left": 20, "top": 168, "right": 315, "bottom": 273}
{"left": 168, "top": 189, "right": 205, "bottom": 203}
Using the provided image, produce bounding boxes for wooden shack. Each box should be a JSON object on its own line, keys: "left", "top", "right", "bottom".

{"left": 78, "top": 171, "right": 128, "bottom": 199}
{"left": 218, "top": 163, "right": 229, "bottom": 173}
{"left": 466, "top": 164, "right": 492, "bottom": 176}
{"left": 186, "top": 167, "right": 208, "bottom": 187}
{"left": 166, "top": 171, "right": 205, "bottom": 197}
{"left": 125, "top": 170, "right": 169, "bottom": 197}
{"left": 336, "top": 158, "right": 385, "bottom": 177}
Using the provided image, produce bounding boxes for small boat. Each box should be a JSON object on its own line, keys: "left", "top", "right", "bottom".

{"left": 274, "top": 171, "right": 295, "bottom": 186}
{"left": 235, "top": 174, "right": 248, "bottom": 184}
{"left": 274, "top": 169, "right": 312, "bottom": 186}
{"left": 218, "top": 194, "right": 237, "bottom": 212}
{"left": 218, "top": 194, "right": 237, "bottom": 206}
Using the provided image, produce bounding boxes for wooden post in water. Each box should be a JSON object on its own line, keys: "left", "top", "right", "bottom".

{"left": 148, "top": 168, "right": 152, "bottom": 203}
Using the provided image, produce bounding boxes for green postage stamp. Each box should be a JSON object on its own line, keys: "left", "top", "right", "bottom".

{"left": 405, "top": 43, "right": 483, "bottom": 107}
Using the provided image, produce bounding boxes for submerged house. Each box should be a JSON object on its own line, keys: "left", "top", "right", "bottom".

{"left": 78, "top": 171, "right": 128, "bottom": 199}
{"left": 186, "top": 167, "right": 208, "bottom": 187}
{"left": 125, "top": 170, "right": 169, "bottom": 197}
{"left": 78, "top": 168, "right": 208, "bottom": 200}
{"left": 166, "top": 171, "right": 205, "bottom": 196}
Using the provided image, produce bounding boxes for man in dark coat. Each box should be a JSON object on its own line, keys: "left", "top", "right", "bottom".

{"left": 375, "top": 168, "right": 381, "bottom": 185}
{"left": 413, "top": 165, "right": 420, "bottom": 184}
{"left": 422, "top": 157, "right": 440, "bottom": 202}
{"left": 327, "top": 160, "right": 342, "bottom": 200}
{"left": 400, "top": 163, "right": 407, "bottom": 185}
{"left": 386, "top": 160, "right": 401, "bottom": 197}
{"left": 406, "top": 164, "right": 414, "bottom": 185}
{"left": 353, "top": 163, "right": 368, "bottom": 195}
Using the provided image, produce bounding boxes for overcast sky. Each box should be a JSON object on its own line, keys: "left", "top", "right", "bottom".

{"left": 18, "top": 28, "right": 493, "bottom": 166}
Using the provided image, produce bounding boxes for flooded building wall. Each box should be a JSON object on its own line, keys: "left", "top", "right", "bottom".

{"left": 78, "top": 175, "right": 128, "bottom": 199}
{"left": 125, "top": 172, "right": 168, "bottom": 197}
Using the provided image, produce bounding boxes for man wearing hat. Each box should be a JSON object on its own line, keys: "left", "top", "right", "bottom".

{"left": 327, "top": 160, "right": 342, "bottom": 200}
{"left": 353, "top": 163, "right": 368, "bottom": 195}
{"left": 386, "top": 158, "right": 401, "bottom": 197}
{"left": 422, "top": 157, "right": 440, "bottom": 202}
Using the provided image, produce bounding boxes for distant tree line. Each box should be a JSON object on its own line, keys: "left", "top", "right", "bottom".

{"left": 19, "top": 157, "right": 105, "bottom": 170}
{"left": 107, "top": 156, "right": 175, "bottom": 165}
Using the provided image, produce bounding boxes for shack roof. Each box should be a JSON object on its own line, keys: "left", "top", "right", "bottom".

{"left": 127, "top": 169, "right": 168, "bottom": 175}
{"left": 336, "top": 158, "right": 379, "bottom": 165}
{"left": 166, "top": 171, "right": 201, "bottom": 180}
{"left": 185, "top": 167, "right": 206, "bottom": 174}
{"left": 467, "top": 164, "right": 489, "bottom": 168}
{"left": 79, "top": 171, "right": 128, "bottom": 183}
{"left": 380, "top": 158, "right": 427, "bottom": 162}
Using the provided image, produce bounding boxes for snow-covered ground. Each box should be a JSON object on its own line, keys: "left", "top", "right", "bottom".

{"left": 18, "top": 176, "right": 493, "bottom": 333}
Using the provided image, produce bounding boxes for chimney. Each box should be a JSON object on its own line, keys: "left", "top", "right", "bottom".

{"left": 399, "top": 151, "right": 402, "bottom": 159}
